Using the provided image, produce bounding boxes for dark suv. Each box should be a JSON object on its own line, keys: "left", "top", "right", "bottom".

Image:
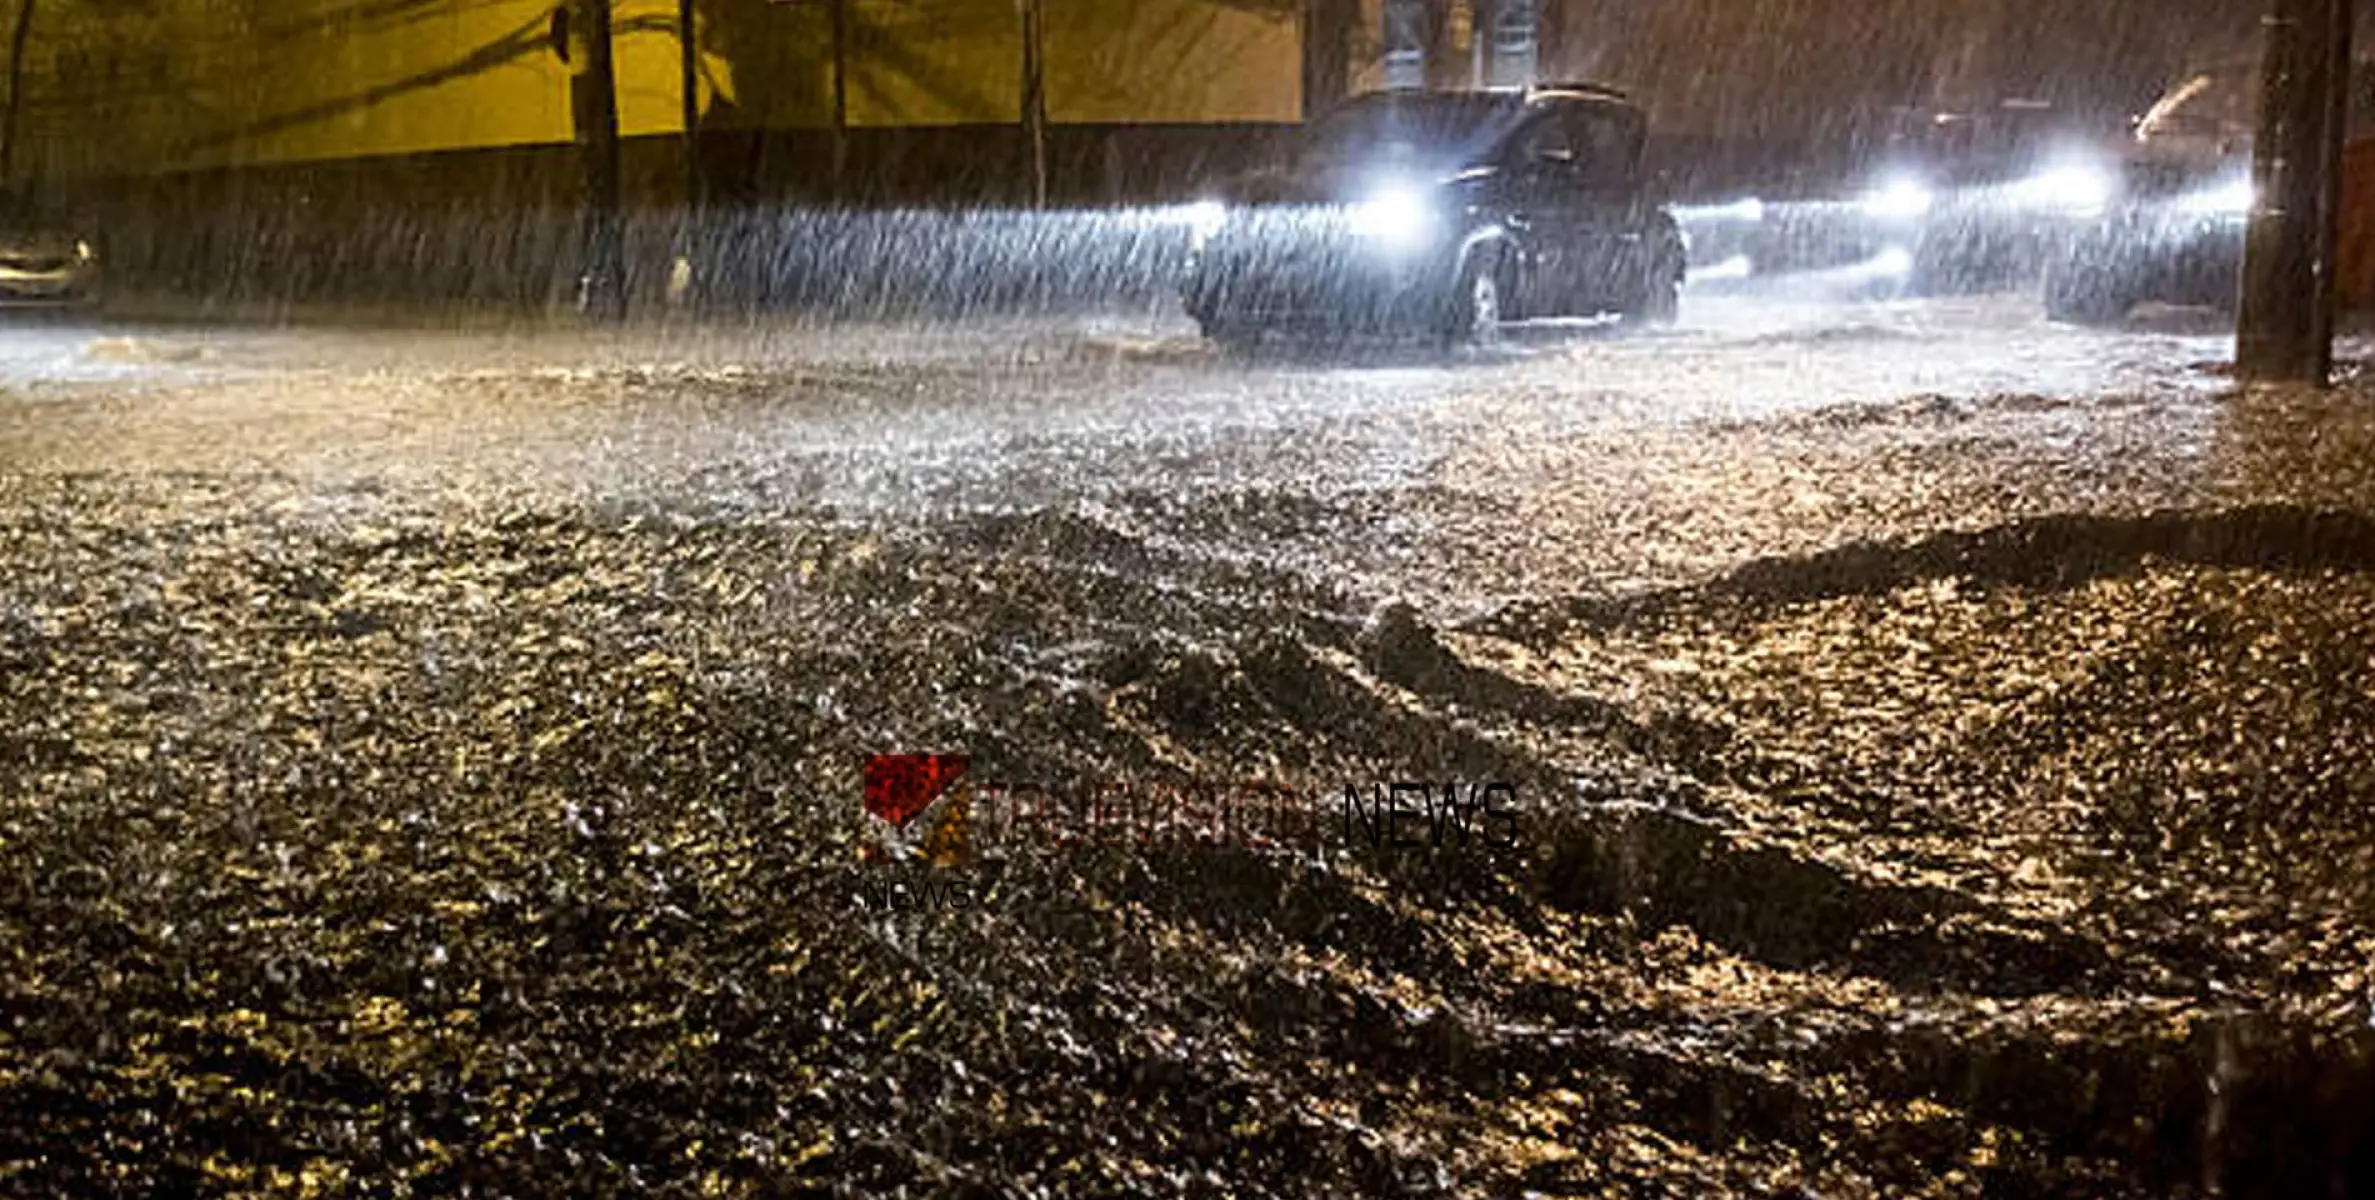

{"left": 1183, "top": 86, "right": 1686, "bottom": 348}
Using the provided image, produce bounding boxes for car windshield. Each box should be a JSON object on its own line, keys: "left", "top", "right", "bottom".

{"left": 1904, "top": 108, "right": 2061, "bottom": 156}
{"left": 1298, "top": 94, "right": 1520, "bottom": 170}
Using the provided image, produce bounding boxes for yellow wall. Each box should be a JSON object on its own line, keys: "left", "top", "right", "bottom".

{"left": 23, "top": 0, "right": 1299, "bottom": 181}
{"left": 689, "top": 0, "right": 1299, "bottom": 129}
{"left": 1040, "top": 0, "right": 1299, "bottom": 125}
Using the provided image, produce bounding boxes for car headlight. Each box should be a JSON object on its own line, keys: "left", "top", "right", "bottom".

{"left": 2177, "top": 176, "right": 2255, "bottom": 216}
{"left": 1347, "top": 186, "right": 1435, "bottom": 248}
{"left": 1179, "top": 200, "right": 1228, "bottom": 250}
{"left": 1679, "top": 197, "right": 1765, "bottom": 224}
{"left": 2011, "top": 164, "right": 2114, "bottom": 215}
{"left": 74, "top": 239, "right": 94, "bottom": 263}
{"left": 1860, "top": 177, "right": 1934, "bottom": 220}
{"left": 1690, "top": 254, "right": 1755, "bottom": 282}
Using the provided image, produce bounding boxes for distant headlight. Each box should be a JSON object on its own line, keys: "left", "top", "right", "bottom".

{"left": 74, "top": 239, "right": 94, "bottom": 263}
{"left": 1347, "top": 186, "right": 1435, "bottom": 248}
{"left": 1179, "top": 200, "right": 1228, "bottom": 249}
{"left": 1678, "top": 197, "right": 1765, "bottom": 224}
{"left": 2010, "top": 164, "right": 2114, "bottom": 215}
{"left": 1689, "top": 254, "right": 1755, "bottom": 282}
{"left": 2177, "top": 176, "right": 2255, "bottom": 216}
{"left": 1860, "top": 177, "right": 1934, "bottom": 220}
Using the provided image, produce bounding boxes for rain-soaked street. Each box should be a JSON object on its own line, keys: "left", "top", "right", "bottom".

{"left": 4, "top": 289, "right": 2374, "bottom": 1195}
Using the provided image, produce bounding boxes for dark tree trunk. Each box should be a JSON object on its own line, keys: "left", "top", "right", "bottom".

{"left": 1, "top": 0, "right": 35, "bottom": 188}
{"left": 1425, "top": 0, "right": 1462, "bottom": 90}
{"left": 678, "top": 0, "right": 700, "bottom": 212}
{"left": 830, "top": 0, "right": 849, "bottom": 198}
{"left": 1537, "top": 0, "right": 1567, "bottom": 80}
{"left": 1020, "top": 0, "right": 1047, "bottom": 207}
{"left": 1303, "top": 0, "right": 1358, "bottom": 121}
{"left": 569, "top": 0, "right": 626, "bottom": 320}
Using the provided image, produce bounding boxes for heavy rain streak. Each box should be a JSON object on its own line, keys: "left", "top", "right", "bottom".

{"left": 4, "top": 0, "right": 2375, "bottom": 1195}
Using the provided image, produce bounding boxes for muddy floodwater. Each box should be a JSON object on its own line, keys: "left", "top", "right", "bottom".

{"left": 2, "top": 295, "right": 2373, "bottom": 1195}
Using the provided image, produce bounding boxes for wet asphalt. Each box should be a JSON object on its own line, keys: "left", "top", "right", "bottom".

{"left": 1, "top": 290, "right": 2372, "bottom": 1196}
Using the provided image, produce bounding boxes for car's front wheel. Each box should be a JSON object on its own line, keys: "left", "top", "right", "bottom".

{"left": 1440, "top": 252, "right": 1505, "bottom": 350}
{"left": 1623, "top": 264, "right": 1682, "bottom": 327}
{"left": 1200, "top": 319, "right": 1261, "bottom": 355}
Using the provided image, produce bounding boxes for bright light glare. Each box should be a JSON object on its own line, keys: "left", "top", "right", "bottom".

{"left": 74, "top": 240, "right": 94, "bottom": 262}
{"left": 1679, "top": 197, "right": 1766, "bottom": 224}
{"left": 1869, "top": 246, "right": 1915, "bottom": 277}
{"left": 1182, "top": 200, "right": 1228, "bottom": 234}
{"left": 2178, "top": 177, "right": 2255, "bottom": 216}
{"left": 1167, "top": 200, "right": 1229, "bottom": 248}
{"left": 1861, "top": 178, "right": 1934, "bottom": 220}
{"left": 1348, "top": 186, "right": 1434, "bottom": 246}
{"left": 1688, "top": 254, "right": 1755, "bottom": 282}
{"left": 2011, "top": 164, "right": 2113, "bottom": 215}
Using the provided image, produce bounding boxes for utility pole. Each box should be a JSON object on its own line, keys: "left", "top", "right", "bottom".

{"left": 562, "top": 0, "right": 627, "bottom": 321}
{"left": 2237, "top": 0, "right": 2354, "bottom": 384}
{"left": 0, "top": 0, "right": 35, "bottom": 188}
{"left": 1019, "top": 0, "right": 1047, "bottom": 207}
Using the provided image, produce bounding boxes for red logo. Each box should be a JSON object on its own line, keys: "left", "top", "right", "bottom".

{"left": 863, "top": 754, "right": 970, "bottom": 831}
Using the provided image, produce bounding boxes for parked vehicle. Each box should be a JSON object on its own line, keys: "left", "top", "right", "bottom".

{"left": 0, "top": 192, "right": 98, "bottom": 309}
{"left": 1861, "top": 101, "right": 2118, "bottom": 293}
{"left": 2044, "top": 59, "right": 2375, "bottom": 323}
{"left": 1182, "top": 86, "right": 1686, "bottom": 348}
{"left": 1680, "top": 100, "right": 2117, "bottom": 296}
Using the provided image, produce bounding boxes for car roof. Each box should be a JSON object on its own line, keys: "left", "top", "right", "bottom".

{"left": 1352, "top": 85, "right": 1638, "bottom": 114}
{"left": 1321, "top": 88, "right": 1646, "bottom": 151}
{"left": 1527, "top": 82, "right": 1634, "bottom": 105}
{"left": 1353, "top": 89, "right": 1521, "bottom": 108}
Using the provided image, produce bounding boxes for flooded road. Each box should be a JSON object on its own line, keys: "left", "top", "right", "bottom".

{"left": 0, "top": 293, "right": 2269, "bottom": 602}
{"left": 2, "top": 292, "right": 2371, "bottom": 1195}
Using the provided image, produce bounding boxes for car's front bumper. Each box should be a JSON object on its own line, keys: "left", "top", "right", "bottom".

{"left": 0, "top": 258, "right": 98, "bottom": 305}
{"left": 1682, "top": 201, "right": 2078, "bottom": 288}
{"left": 1184, "top": 213, "right": 1454, "bottom": 332}
{"left": 1686, "top": 204, "right": 1894, "bottom": 276}
{"left": 2068, "top": 208, "right": 2247, "bottom": 308}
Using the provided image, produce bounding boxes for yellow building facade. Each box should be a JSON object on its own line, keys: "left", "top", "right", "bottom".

{"left": 21, "top": 0, "right": 1303, "bottom": 181}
